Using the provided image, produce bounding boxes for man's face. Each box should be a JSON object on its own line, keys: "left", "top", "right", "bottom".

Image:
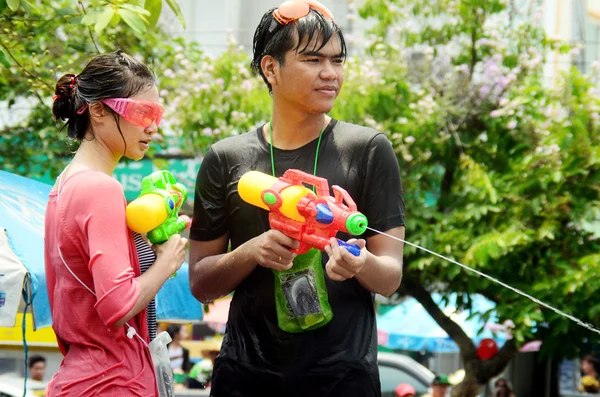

{"left": 273, "top": 33, "right": 345, "bottom": 114}
{"left": 432, "top": 384, "right": 449, "bottom": 397}
{"left": 30, "top": 361, "right": 46, "bottom": 381}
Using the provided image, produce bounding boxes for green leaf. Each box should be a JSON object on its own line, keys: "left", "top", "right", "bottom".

{"left": 119, "top": 3, "right": 151, "bottom": 17}
{"left": 21, "top": 0, "right": 38, "bottom": 13}
{"left": 94, "top": 5, "right": 115, "bottom": 34}
{"left": 118, "top": 8, "right": 147, "bottom": 35}
{"left": 0, "top": 0, "right": 6, "bottom": 13}
{"left": 110, "top": 12, "right": 121, "bottom": 27}
{"left": 165, "top": 0, "right": 186, "bottom": 29}
{"left": 0, "top": 48, "right": 10, "bottom": 68}
{"left": 144, "top": 0, "right": 162, "bottom": 29}
{"left": 6, "top": 0, "right": 19, "bottom": 11}
{"left": 81, "top": 9, "right": 100, "bottom": 26}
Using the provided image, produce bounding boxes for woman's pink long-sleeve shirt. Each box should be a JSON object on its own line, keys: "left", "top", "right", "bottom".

{"left": 44, "top": 170, "right": 157, "bottom": 396}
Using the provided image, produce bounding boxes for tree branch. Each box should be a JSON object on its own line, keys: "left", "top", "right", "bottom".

{"left": 402, "top": 276, "right": 477, "bottom": 357}
{"left": 0, "top": 42, "right": 50, "bottom": 101}
{"left": 480, "top": 338, "right": 519, "bottom": 382}
{"left": 78, "top": 0, "right": 101, "bottom": 54}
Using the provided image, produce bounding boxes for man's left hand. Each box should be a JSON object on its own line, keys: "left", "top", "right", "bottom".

{"left": 324, "top": 238, "right": 367, "bottom": 281}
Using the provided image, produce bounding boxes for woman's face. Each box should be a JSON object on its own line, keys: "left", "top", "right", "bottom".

{"left": 179, "top": 325, "right": 189, "bottom": 340}
{"left": 94, "top": 86, "right": 160, "bottom": 161}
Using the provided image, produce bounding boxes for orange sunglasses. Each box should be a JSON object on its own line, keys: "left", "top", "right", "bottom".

{"left": 273, "top": 0, "right": 335, "bottom": 26}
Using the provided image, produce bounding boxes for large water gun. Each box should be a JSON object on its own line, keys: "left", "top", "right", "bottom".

{"left": 238, "top": 169, "right": 368, "bottom": 256}
{"left": 126, "top": 170, "right": 191, "bottom": 245}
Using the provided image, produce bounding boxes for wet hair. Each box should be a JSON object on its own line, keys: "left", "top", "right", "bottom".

{"left": 28, "top": 355, "right": 46, "bottom": 368}
{"left": 251, "top": 7, "right": 347, "bottom": 92}
{"left": 52, "top": 50, "right": 156, "bottom": 141}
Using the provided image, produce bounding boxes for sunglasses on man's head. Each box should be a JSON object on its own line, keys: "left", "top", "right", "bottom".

{"left": 273, "top": 0, "right": 334, "bottom": 26}
{"left": 78, "top": 98, "right": 164, "bottom": 128}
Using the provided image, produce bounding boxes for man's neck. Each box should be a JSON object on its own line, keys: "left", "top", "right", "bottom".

{"left": 266, "top": 101, "right": 330, "bottom": 150}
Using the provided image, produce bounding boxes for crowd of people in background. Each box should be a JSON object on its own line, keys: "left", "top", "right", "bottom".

{"left": 394, "top": 373, "right": 518, "bottom": 397}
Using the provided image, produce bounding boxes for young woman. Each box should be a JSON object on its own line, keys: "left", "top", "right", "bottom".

{"left": 45, "top": 50, "right": 187, "bottom": 396}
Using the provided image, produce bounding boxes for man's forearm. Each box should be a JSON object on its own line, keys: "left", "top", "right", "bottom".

{"left": 189, "top": 239, "right": 259, "bottom": 303}
{"left": 355, "top": 252, "right": 402, "bottom": 296}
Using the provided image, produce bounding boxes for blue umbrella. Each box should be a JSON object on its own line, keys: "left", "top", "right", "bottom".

{"left": 377, "top": 293, "right": 507, "bottom": 352}
{"left": 0, "top": 170, "right": 201, "bottom": 331}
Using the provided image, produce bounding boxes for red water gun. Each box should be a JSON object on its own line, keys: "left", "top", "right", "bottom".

{"left": 238, "top": 169, "right": 368, "bottom": 256}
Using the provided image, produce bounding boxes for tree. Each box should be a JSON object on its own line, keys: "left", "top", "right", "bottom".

{"left": 0, "top": 0, "right": 187, "bottom": 178}
{"left": 334, "top": 0, "right": 600, "bottom": 395}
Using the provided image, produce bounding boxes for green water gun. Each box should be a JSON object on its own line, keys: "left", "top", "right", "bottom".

{"left": 126, "top": 170, "right": 191, "bottom": 245}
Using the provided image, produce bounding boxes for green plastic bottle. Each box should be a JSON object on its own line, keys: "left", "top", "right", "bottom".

{"left": 273, "top": 248, "right": 333, "bottom": 333}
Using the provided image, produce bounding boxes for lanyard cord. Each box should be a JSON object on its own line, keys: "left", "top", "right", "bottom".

{"left": 269, "top": 120, "right": 326, "bottom": 189}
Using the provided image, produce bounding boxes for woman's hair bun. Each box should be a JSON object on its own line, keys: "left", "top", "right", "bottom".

{"left": 52, "top": 73, "right": 77, "bottom": 121}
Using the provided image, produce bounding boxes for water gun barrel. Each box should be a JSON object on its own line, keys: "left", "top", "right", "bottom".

{"left": 126, "top": 193, "right": 168, "bottom": 233}
{"left": 238, "top": 171, "right": 314, "bottom": 222}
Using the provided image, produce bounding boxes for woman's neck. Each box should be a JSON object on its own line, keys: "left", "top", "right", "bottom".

{"left": 71, "top": 138, "right": 120, "bottom": 176}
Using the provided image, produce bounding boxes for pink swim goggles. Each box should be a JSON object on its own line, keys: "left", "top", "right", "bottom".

{"left": 77, "top": 98, "right": 164, "bottom": 128}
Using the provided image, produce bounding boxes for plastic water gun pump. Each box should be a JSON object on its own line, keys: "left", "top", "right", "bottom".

{"left": 238, "top": 169, "right": 368, "bottom": 256}
{"left": 126, "top": 170, "right": 191, "bottom": 245}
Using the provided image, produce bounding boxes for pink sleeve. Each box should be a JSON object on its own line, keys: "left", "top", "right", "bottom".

{"left": 73, "top": 175, "right": 140, "bottom": 328}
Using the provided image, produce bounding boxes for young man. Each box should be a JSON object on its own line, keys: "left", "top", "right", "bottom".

{"left": 28, "top": 355, "right": 47, "bottom": 382}
{"left": 189, "top": 2, "right": 405, "bottom": 396}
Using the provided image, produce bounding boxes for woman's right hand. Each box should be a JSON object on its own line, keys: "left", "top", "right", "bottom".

{"left": 155, "top": 234, "right": 188, "bottom": 274}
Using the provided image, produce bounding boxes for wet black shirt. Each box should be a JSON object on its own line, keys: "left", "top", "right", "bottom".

{"left": 190, "top": 120, "right": 405, "bottom": 397}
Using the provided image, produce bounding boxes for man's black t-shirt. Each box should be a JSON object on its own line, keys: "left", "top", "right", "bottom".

{"left": 190, "top": 119, "right": 405, "bottom": 397}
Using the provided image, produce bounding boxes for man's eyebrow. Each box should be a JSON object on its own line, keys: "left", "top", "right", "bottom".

{"left": 298, "top": 50, "right": 345, "bottom": 58}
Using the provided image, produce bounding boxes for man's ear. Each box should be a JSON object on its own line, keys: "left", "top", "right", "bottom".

{"left": 88, "top": 102, "right": 109, "bottom": 124}
{"left": 261, "top": 55, "right": 279, "bottom": 87}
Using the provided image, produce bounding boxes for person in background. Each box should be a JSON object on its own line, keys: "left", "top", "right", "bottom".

{"left": 423, "top": 374, "right": 451, "bottom": 397}
{"left": 493, "top": 378, "right": 516, "bottom": 397}
{"left": 394, "top": 383, "right": 416, "bottom": 397}
{"left": 187, "top": 338, "right": 222, "bottom": 389}
{"left": 581, "top": 375, "right": 600, "bottom": 394}
{"left": 583, "top": 355, "right": 600, "bottom": 380}
{"left": 167, "top": 324, "right": 192, "bottom": 376}
{"left": 28, "top": 355, "right": 47, "bottom": 382}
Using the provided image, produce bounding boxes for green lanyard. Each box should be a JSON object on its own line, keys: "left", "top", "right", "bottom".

{"left": 269, "top": 120, "right": 326, "bottom": 183}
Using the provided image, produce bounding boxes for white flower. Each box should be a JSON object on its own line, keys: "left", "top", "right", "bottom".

{"left": 507, "top": 120, "right": 517, "bottom": 129}
{"left": 203, "top": 128, "right": 213, "bottom": 136}
{"left": 405, "top": 136, "right": 416, "bottom": 144}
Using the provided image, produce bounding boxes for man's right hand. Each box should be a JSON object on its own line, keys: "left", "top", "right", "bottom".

{"left": 252, "top": 230, "right": 299, "bottom": 271}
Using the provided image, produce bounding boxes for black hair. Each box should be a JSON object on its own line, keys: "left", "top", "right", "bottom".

{"left": 52, "top": 50, "right": 156, "bottom": 142}
{"left": 166, "top": 324, "right": 182, "bottom": 341}
{"left": 28, "top": 355, "right": 46, "bottom": 368}
{"left": 251, "top": 7, "right": 347, "bottom": 92}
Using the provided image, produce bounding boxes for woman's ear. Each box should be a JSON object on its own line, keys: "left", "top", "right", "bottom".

{"left": 261, "top": 55, "right": 279, "bottom": 88}
{"left": 88, "top": 102, "right": 109, "bottom": 124}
